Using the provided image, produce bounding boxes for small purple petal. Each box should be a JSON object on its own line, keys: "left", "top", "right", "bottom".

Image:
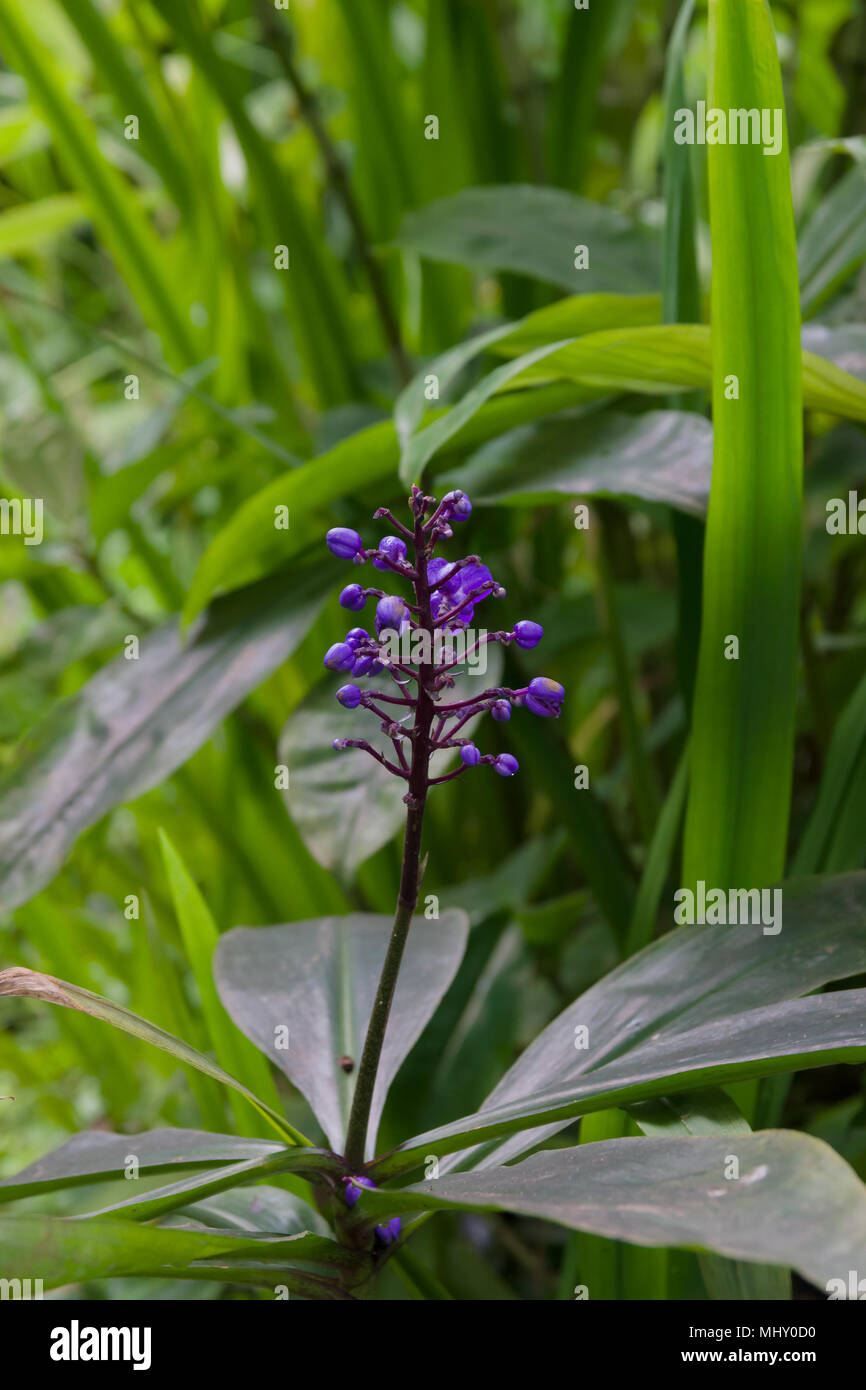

{"left": 494, "top": 753, "right": 519, "bottom": 776}
{"left": 343, "top": 1175, "right": 376, "bottom": 1208}
{"left": 345, "top": 627, "right": 370, "bottom": 647}
{"left": 461, "top": 743, "right": 481, "bottom": 766}
{"left": 374, "top": 1217, "right": 402, "bottom": 1246}
{"left": 336, "top": 684, "right": 362, "bottom": 708}
{"left": 491, "top": 699, "right": 511, "bottom": 722}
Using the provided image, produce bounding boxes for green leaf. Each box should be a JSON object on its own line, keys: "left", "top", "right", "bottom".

{"left": 395, "top": 185, "right": 661, "bottom": 294}
{"left": 0, "top": 967, "right": 308, "bottom": 1146}
{"left": 374, "top": 871, "right": 866, "bottom": 1176}
{"left": 683, "top": 0, "right": 802, "bottom": 890}
{"left": 279, "top": 650, "right": 502, "bottom": 883}
{"left": 0, "top": 1212, "right": 356, "bottom": 1293}
{"left": 442, "top": 408, "right": 713, "bottom": 517}
{"left": 0, "top": 1127, "right": 284, "bottom": 1204}
{"left": 0, "top": 565, "right": 332, "bottom": 916}
{"left": 363, "top": 1132, "right": 866, "bottom": 1293}
{"left": 214, "top": 911, "right": 469, "bottom": 1158}
{"left": 489, "top": 323, "right": 866, "bottom": 420}
{"left": 628, "top": 1088, "right": 791, "bottom": 1299}
{"left": 81, "top": 1148, "right": 340, "bottom": 1224}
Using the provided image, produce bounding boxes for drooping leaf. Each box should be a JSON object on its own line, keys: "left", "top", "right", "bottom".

{"left": 0, "top": 565, "right": 332, "bottom": 916}
{"left": 214, "top": 911, "right": 469, "bottom": 1158}
{"left": 0, "top": 967, "right": 308, "bottom": 1146}
{"left": 0, "top": 1128, "right": 284, "bottom": 1204}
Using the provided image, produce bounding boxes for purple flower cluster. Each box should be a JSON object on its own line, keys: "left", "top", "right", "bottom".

{"left": 343, "top": 1174, "right": 401, "bottom": 1246}
{"left": 324, "top": 487, "right": 565, "bottom": 792}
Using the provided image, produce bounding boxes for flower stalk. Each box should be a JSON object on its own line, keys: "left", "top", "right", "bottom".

{"left": 324, "top": 487, "right": 565, "bottom": 1176}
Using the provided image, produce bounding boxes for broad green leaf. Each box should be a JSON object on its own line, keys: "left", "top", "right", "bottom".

{"left": 395, "top": 185, "right": 661, "bottom": 294}
{"left": 0, "top": 1212, "right": 356, "bottom": 1293}
{"left": 0, "top": 193, "right": 86, "bottom": 256}
{"left": 683, "top": 0, "right": 802, "bottom": 891}
{"left": 0, "top": 565, "right": 332, "bottom": 917}
{"left": 377, "top": 990, "right": 866, "bottom": 1176}
{"left": 0, "top": 967, "right": 308, "bottom": 1146}
{"left": 279, "top": 649, "right": 502, "bottom": 883}
{"left": 214, "top": 911, "right": 469, "bottom": 1159}
{"left": 363, "top": 1132, "right": 866, "bottom": 1293}
{"left": 0, "top": 1127, "right": 284, "bottom": 1204}
{"left": 489, "top": 323, "right": 866, "bottom": 420}
{"left": 374, "top": 871, "right": 866, "bottom": 1176}
{"left": 442, "top": 409, "right": 713, "bottom": 517}
{"left": 628, "top": 1088, "right": 791, "bottom": 1299}
{"left": 159, "top": 829, "right": 284, "bottom": 1133}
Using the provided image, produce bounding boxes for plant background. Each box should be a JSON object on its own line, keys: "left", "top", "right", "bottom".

{"left": 0, "top": 0, "right": 865, "bottom": 1299}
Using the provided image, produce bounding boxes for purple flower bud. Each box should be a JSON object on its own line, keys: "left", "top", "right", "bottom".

{"left": 525, "top": 677, "right": 565, "bottom": 717}
{"left": 495, "top": 753, "right": 519, "bottom": 776}
{"left": 437, "top": 522, "right": 453, "bottom": 539}
{"left": 513, "top": 620, "right": 543, "bottom": 649}
{"left": 343, "top": 1174, "right": 376, "bottom": 1208}
{"left": 352, "top": 653, "right": 375, "bottom": 677}
{"left": 345, "top": 628, "right": 370, "bottom": 647}
{"left": 443, "top": 489, "right": 472, "bottom": 520}
{"left": 326, "top": 527, "right": 364, "bottom": 560}
{"left": 336, "top": 684, "right": 362, "bottom": 708}
{"left": 374, "top": 1217, "right": 402, "bottom": 1246}
{"left": 340, "top": 584, "right": 367, "bottom": 611}
{"left": 376, "top": 595, "right": 410, "bottom": 635}
{"left": 373, "top": 535, "right": 408, "bottom": 571}
{"left": 491, "top": 699, "right": 511, "bottom": 722}
{"left": 369, "top": 660, "right": 384, "bottom": 675}
{"left": 332, "top": 738, "right": 349, "bottom": 750}
{"left": 324, "top": 642, "right": 356, "bottom": 672}
{"left": 461, "top": 743, "right": 481, "bottom": 766}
